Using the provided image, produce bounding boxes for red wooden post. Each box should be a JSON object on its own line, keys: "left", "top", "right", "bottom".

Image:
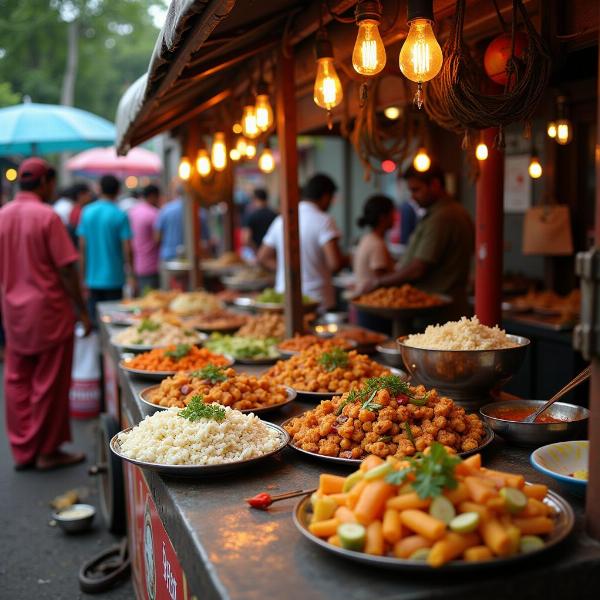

{"left": 474, "top": 127, "right": 504, "bottom": 326}
{"left": 276, "top": 47, "right": 303, "bottom": 336}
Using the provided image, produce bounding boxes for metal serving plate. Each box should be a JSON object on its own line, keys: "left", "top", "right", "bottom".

{"left": 139, "top": 385, "right": 297, "bottom": 415}
{"left": 293, "top": 487, "right": 574, "bottom": 571}
{"left": 233, "top": 353, "right": 282, "bottom": 365}
{"left": 222, "top": 275, "right": 274, "bottom": 291}
{"left": 281, "top": 418, "right": 494, "bottom": 467}
{"left": 351, "top": 294, "right": 452, "bottom": 320}
{"left": 233, "top": 296, "right": 319, "bottom": 314}
{"left": 111, "top": 332, "right": 207, "bottom": 352}
{"left": 110, "top": 422, "right": 289, "bottom": 477}
{"left": 119, "top": 354, "right": 234, "bottom": 381}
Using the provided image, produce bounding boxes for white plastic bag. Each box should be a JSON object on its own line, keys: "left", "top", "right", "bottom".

{"left": 70, "top": 326, "right": 101, "bottom": 418}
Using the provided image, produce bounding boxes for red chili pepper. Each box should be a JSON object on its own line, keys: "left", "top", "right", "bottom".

{"left": 396, "top": 393, "right": 409, "bottom": 405}
{"left": 246, "top": 492, "right": 272, "bottom": 510}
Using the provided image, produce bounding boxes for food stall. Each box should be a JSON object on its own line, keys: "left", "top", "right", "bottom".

{"left": 104, "top": 0, "right": 600, "bottom": 597}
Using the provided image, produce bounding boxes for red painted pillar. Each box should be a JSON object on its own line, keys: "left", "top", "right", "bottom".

{"left": 474, "top": 128, "right": 504, "bottom": 326}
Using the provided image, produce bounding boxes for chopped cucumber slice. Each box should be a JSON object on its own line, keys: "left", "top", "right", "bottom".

{"left": 409, "top": 548, "right": 431, "bottom": 561}
{"left": 337, "top": 523, "right": 366, "bottom": 552}
{"left": 520, "top": 535, "right": 545, "bottom": 554}
{"left": 364, "top": 462, "right": 393, "bottom": 481}
{"left": 500, "top": 487, "right": 528, "bottom": 514}
{"left": 312, "top": 496, "right": 337, "bottom": 523}
{"left": 343, "top": 470, "right": 364, "bottom": 493}
{"left": 449, "top": 511, "right": 480, "bottom": 533}
{"left": 429, "top": 496, "right": 456, "bottom": 524}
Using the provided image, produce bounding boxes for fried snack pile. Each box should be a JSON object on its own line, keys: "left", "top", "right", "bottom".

{"left": 122, "top": 345, "right": 230, "bottom": 372}
{"left": 284, "top": 376, "right": 485, "bottom": 460}
{"left": 265, "top": 346, "right": 390, "bottom": 394}
{"left": 278, "top": 334, "right": 354, "bottom": 354}
{"left": 355, "top": 285, "right": 443, "bottom": 309}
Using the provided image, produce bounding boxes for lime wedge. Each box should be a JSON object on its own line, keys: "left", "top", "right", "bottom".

{"left": 449, "top": 511, "right": 480, "bottom": 533}
{"left": 520, "top": 535, "right": 545, "bottom": 554}
{"left": 337, "top": 523, "right": 366, "bottom": 552}
{"left": 343, "top": 470, "right": 364, "bottom": 493}
{"left": 364, "top": 462, "right": 393, "bottom": 481}
{"left": 429, "top": 496, "right": 456, "bottom": 524}
{"left": 409, "top": 548, "right": 431, "bottom": 561}
{"left": 500, "top": 487, "right": 527, "bottom": 514}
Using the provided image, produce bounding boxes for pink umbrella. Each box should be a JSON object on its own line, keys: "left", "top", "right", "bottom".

{"left": 66, "top": 146, "right": 162, "bottom": 177}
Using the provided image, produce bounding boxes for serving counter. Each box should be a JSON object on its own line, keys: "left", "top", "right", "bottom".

{"left": 98, "top": 304, "right": 600, "bottom": 600}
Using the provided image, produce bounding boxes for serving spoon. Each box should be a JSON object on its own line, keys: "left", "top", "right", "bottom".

{"left": 522, "top": 366, "right": 591, "bottom": 423}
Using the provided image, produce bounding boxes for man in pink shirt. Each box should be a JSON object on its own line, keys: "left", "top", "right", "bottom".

{"left": 129, "top": 184, "right": 160, "bottom": 292}
{"left": 0, "top": 158, "right": 91, "bottom": 470}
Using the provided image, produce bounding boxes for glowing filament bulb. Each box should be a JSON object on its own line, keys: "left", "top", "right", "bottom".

{"left": 528, "top": 157, "right": 542, "bottom": 179}
{"left": 352, "top": 19, "right": 386, "bottom": 75}
{"left": 255, "top": 94, "right": 274, "bottom": 132}
{"left": 475, "top": 143, "right": 489, "bottom": 161}
{"left": 413, "top": 148, "right": 431, "bottom": 172}
{"left": 245, "top": 140, "right": 257, "bottom": 159}
{"left": 196, "top": 150, "right": 211, "bottom": 177}
{"left": 547, "top": 121, "right": 557, "bottom": 139}
{"left": 258, "top": 148, "right": 275, "bottom": 173}
{"left": 555, "top": 119, "right": 572, "bottom": 145}
{"left": 178, "top": 156, "right": 191, "bottom": 181}
{"left": 229, "top": 149, "right": 241, "bottom": 161}
{"left": 314, "top": 58, "right": 343, "bottom": 110}
{"left": 399, "top": 19, "right": 443, "bottom": 83}
{"left": 242, "top": 105, "right": 259, "bottom": 139}
{"left": 211, "top": 132, "right": 227, "bottom": 172}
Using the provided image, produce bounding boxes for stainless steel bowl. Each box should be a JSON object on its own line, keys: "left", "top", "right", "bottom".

{"left": 376, "top": 340, "right": 404, "bottom": 368}
{"left": 53, "top": 503, "right": 96, "bottom": 533}
{"left": 480, "top": 400, "right": 589, "bottom": 447}
{"left": 397, "top": 335, "right": 530, "bottom": 411}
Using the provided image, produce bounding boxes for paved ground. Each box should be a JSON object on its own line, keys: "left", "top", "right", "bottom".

{"left": 0, "top": 364, "right": 134, "bottom": 599}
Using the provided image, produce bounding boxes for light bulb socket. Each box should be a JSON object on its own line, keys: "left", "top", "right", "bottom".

{"left": 355, "top": 0, "right": 382, "bottom": 24}
{"left": 256, "top": 80, "right": 269, "bottom": 96}
{"left": 315, "top": 29, "right": 334, "bottom": 59}
{"left": 407, "top": 0, "right": 434, "bottom": 22}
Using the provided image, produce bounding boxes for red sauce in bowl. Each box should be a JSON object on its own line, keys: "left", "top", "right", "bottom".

{"left": 492, "top": 407, "right": 569, "bottom": 424}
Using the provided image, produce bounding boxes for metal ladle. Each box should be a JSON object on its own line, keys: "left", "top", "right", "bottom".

{"left": 522, "top": 366, "right": 591, "bottom": 423}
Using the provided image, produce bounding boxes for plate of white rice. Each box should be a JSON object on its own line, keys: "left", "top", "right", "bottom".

{"left": 110, "top": 405, "right": 289, "bottom": 476}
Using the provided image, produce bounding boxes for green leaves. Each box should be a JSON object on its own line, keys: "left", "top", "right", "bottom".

{"left": 164, "top": 344, "right": 191, "bottom": 360}
{"left": 318, "top": 347, "right": 349, "bottom": 372}
{"left": 137, "top": 318, "right": 160, "bottom": 333}
{"left": 178, "top": 396, "right": 226, "bottom": 423}
{"left": 190, "top": 364, "right": 228, "bottom": 384}
{"left": 385, "top": 442, "right": 462, "bottom": 499}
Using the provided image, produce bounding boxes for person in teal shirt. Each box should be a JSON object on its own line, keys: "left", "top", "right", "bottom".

{"left": 77, "top": 174, "right": 133, "bottom": 325}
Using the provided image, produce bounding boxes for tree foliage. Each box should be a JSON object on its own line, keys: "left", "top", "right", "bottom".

{"left": 0, "top": 0, "right": 166, "bottom": 119}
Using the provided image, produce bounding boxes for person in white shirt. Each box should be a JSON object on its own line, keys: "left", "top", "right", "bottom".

{"left": 257, "top": 173, "right": 346, "bottom": 311}
{"left": 53, "top": 186, "right": 75, "bottom": 225}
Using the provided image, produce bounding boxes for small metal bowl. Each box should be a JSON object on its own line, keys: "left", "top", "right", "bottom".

{"left": 397, "top": 335, "right": 530, "bottom": 411}
{"left": 53, "top": 503, "right": 96, "bottom": 534}
{"left": 376, "top": 340, "right": 404, "bottom": 368}
{"left": 479, "top": 400, "right": 589, "bottom": 447}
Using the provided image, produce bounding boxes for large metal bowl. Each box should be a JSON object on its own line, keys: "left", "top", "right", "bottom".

{"left": 397, "top": 335, "right": 530, "bottom": 411}
{"left": 480, "top": 400, "right": 589, "bottom": 447}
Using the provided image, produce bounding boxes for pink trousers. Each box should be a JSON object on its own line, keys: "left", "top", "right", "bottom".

{"left": 4, "top": 336, "right": 74, "bottom": 465}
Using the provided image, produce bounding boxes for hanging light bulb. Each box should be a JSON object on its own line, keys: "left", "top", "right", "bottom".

{"left": 528, "top": 155, "right": 543, "bottom": 179}
{"left": 230, "top": 148, "right": 241, "bottom": 161}
{"left": 384, "top": 106, "right": 401, "bottom": 120}
{"left": 399, "top": 0, "right": 443, "bottom": 109}
{"left": 555, "top": 119, "right": 573, "bottom": 145}
{"left": 235, "top": 136, "right": 248, "bottom": 156}
{"left": 211, "top": 132, "right": 227, "bottom": 172}
{"left": 242, "top": 104, "right": 259, "bottom": 139}
{"left": 178, "top": 156, "right": 191, "bottom": 181}
{"left": 413, "top": 147, "right": 431, "bottom": 172}
{"left": 196, "top": 149, "right": 212, "bottom": 177}
{"left": 313, "top": 28, "right": 343, "bottom": 129}
{"left": 258, "top": 146, "right": 275, "bottom": 173}
{"left": 245, "top": 139, "right": 257, "bottom": 159}
{"left": 352, "top": 1, "right": 386, "bottom": 76}
{"left": 547, "top": 121, "right": 557, "bottom": 139}
{"left": 255, "top": 81, "right": 274, "bottom": 132}
{"left": 232, "top": 122, "right": 243, "bottom": 134}
{"left": 475, "top": 142, "right": 489, "bottom": 161}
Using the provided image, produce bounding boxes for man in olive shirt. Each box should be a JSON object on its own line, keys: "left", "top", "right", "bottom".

{"left": 360, "top": 163, "right": 474, "bottom": 318}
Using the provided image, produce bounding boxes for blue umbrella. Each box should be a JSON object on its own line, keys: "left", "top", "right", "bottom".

{"left": 0, "top": 101, "right": 115, "bottom": 156}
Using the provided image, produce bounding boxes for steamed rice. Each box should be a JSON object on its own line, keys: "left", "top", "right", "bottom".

{"left": 404, "top": 316, "right": 517, "bottom": 350}
{"left": 117, "top": 405, "right": 283, "bottom": 465}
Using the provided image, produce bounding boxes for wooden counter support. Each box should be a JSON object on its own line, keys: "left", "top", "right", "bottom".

{"left": 474, "top": 127, "right": 504, "bottom": 327}
{"left": 276, "top": 46, "right": 303, "bottom": 336}
{"left": 185, "top": 121, "right": 203, "bottom": 290}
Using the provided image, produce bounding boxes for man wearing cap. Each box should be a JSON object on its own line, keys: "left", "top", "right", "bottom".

{"left": 0, "top": 158, "right": 91, "bottom": 470}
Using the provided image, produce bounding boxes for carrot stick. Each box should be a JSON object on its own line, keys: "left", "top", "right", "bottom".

{"left": 393, "top": 535, "right": 433, "bottom": 559}
{"left": 479, "top": 517, "right": 512, "bottom": 556}
{"left": 465, "top": 476, "right": 498, "bottom": 504}
{"left": 354, "top": 480, "right": 395, "bottom": 525}
{"left": 319, "top": 474, "right": 346, "bottom": 495}
{"left": 458, "top": 501, "right": 492, "bottom": 523}
{"left": 444, "top": 482, "right": 469, "bottom": 505}
{"left": 327, "top": 535, "right": 341, "bottom": 547}
{"left": 428, "top": 532, "right": 480, "bottom": 567}
{"left": 347, "top": 479, "right": 368, "bottom": 510}
{"left": 386, "top": 492, "right": 431, "bottom": 511}
{"left": 480, "top": 468, "right": 525, "bottom": 489}
{"left": 335, "top": 506, "right": 358, "bottom": 523}
{"left": 308, "top": 517, "right": 340, "bottom": 538}
{"left": 382, "top": 509, "right": 402, "bottom": 544}
{"left": 523, "top": 484, "right": 549, "bottom": 501}
{"left": 455, "top": 454, "right": 481, "bottom": 476}
{"left": 400, "top": 509, "right": 446, "bottom": 541}
{"left": 365, "top": 520, "right": 385, "bottom": 556}
{"left": 513, "top": 516, "right": 554, "bottom": 536}
{"left": 328, "top": 493, "right": 349, "bottom": 506}
{"left": 464, "top": 545, "right": 494, "bottom": 562}
{"left": 360, "top": 455, "right": 385, "bottom": 473}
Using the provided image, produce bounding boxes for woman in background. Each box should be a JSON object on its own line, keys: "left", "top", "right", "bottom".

{"left": 353, "top": 194, "right": 395, "bottom": 332}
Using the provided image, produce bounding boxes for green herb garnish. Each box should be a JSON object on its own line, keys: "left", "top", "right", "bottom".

{"left": 164, "top": 344, "right": 191, "bottom": 360}
{"left": 404, "top": 421, "right": 415, "bottom": 445}
{"left": 179, "top": 396, "right": 226, "bottom": 422}
{"left": 190, "top": 364, "right": 229, "bottom": 384}
{"left": 361, "top": 390, "right": 382, "bottom": 412}
{"left": 318, "top": 347, "right": 349, "bottom": 372}
{"left": 385, "top": 442, "right": 461, "bottom": 499}
{"left": 138, "top": 318, "right": 160, "bottom": 333}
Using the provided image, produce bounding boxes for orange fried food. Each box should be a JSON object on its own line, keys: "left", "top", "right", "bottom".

{"left": 355, "top": 285, "right": 443, "bottom": 309}
{"left": 123, "top": 345, "right": 230, "bottom": 372}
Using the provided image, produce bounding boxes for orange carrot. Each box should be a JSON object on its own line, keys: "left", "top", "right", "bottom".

{"left": 464, "top": 545, "right": 494, "bottom": 562}
{"left": 465, "top": 476, "right": 498, "bottom": 504}
{"left": 335, "top": 506, "right": 358, "bottom": 523}
{"left": 400, "top": 509, "right": 446, "bottom": 541}
{"left": 365, "top": 520, "right": 385, "bottom": 555}
{"left": 523, "top": 484, "right": 548, "bottom": 501}
{"left": 354, "top": 480, "right": 395, "bottom": 525}
{"left": 327, "top": 535, "right": 341, "bottom": 547}
{"left": 347, "top": 479, "right": 368, "bottom": 509}
{"left": 382, "top": 509, "right": 402, "bottom": 544}
{"left": 328, "top": 493, "right": 349, "bottom": 506}
{"left": 360, "top": 455, "right": 385, "bottom": 473}
{"left": 319, "top": 474, "right": 346, "bottom": 495}
{"left": 458, "top": 501, "right": 491, "bottom": 523}
{"left": 444, "top": 482, "right": 469, "bottom": 505}
{"left": 386, "top": 492, "right": 431, "bottom": 511}
{"left": 480, "top": 468, "right": 525, "bottom": 489}
{"left": 513, "top": 516, "right": 554, "bottom": 536}
{"left": 393, "top": 535, "right": 433, "bottom": 559}
{"left": 308, "top": 518, "right": 340, "bottom": 538}
{"left": 428, "top": 532, "right": 480, "bottom": 567}
{"left": 455, "top": 454, "right": 481, "bottom": 476}
{"left": 479, "top": 517, "right": 512, "bottom": 556}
